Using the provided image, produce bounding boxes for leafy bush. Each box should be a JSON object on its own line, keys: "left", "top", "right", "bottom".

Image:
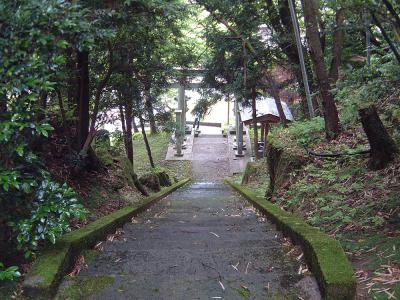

{"left": 110, "top": 130, "right": 125, "bottom": 154}
{"left": 268, "top": 117, "right": 325, "bottom": 151}
{"left": 0, "top": 263, "right": 20, "bottom": 281}
{"left": 9, "top": 176, "right": 87, "bottom": 258}
{"left": 334, "top": 54, "right": 400, "bottom": 128}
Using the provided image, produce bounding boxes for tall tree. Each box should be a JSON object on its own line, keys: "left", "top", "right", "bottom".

{"left": 76, "top": 51, "right": 90, "bottom": 148}
{"left": 301, "top": 0, "right": 340, "bottom": 139}
{"left": 329, "top": 8, "right": 345, "bottom": 82}
{"left": 266, "top": 0, "right": 316, "bottom": 116}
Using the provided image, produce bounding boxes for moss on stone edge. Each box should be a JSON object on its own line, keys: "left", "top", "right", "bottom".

{"left": 225, "top": 179, "right": 356, "bottom": 300}
{"left": 23, "top": 178, "right": 190, "bottom": 299}
{"left": 55, "top": 275, "right": 115, "bottom": 300}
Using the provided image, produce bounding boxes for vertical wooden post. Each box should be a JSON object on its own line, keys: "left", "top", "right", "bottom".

{"left": 263, "top": 123, "right": 270, "bottom": 158}
{"left": 227, "top": 95, "right": 230, "bottom": 125}
{"left": 260, "top": 123, "right": 265, "bottom": 143}
{"left": 252, "top": 87, "right": 259, "bottom": 160}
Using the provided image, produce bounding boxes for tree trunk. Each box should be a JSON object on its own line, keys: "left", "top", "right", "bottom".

{"left": 66, "top": 48, "right": 77, "bottom": 120}
{"left": 80, "top": 44, "right": 113, "bottom": 158}
{"left": 125, "top": 101, "right": 134, "bottom": 164}
{"left": 76, "top": 50, "right": 90, "bottom": 148}
{"left": 316, "top": 9, "right": 326, "bottom": 53}
{"left": 382, "top": 0, "right": 400, "bottom": 30}
{"left": 199, "top": 1, "right": 287, "bottom": 127}
{"left": 301, "top": 0, "right": 340, "bottom": 139}
{"left": 146, "top": 100, "right": 158, "bottom": 135}
{"left": 39, "top": 91, "right": 47, "bottom": 109}
{"left": 144, "top": 87, "right": 158, "bottom": 134}
{"left": 119, "top": 104, "right": 128, "bottom": 153}
{"left": 57, "top": 89, "right": 73, "bottom": 154}
{"left": 38, "top": 90, "right": 47, "bottom": 120}
{"left": 132, "top": 118, "right": 139, "bottom": 133}
{"left": 0, "top": 97, "right": 6, "bottom": 117}
{"left": 329, "top": 8, "right": 345, "bottom": 83}
{"left": 251, "top": 87, "right": 259, "bottom": 160}
{"left": 139, "top": 114, "right": 155, "bottom": 168}
{"left": 359, "top": 105, "right": 398, "bottom": 170}
{"left": 268, "top": 0, "right": 316, "bottom": 116}
{"left": 119, "top": 103, "right": 148, "bottom": 196}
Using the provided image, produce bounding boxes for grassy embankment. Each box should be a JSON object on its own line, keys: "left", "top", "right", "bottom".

{"left": 82, "top": 131, "right": 191, "bottom": 220}
{"left": 236, "top": 117, "right": 400, "bottom": 299}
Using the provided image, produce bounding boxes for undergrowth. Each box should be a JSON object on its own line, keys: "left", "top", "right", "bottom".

{"left": 241, "top": 114, "right": 399, "bottom": 298}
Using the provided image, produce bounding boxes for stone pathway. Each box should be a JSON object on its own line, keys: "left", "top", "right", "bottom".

{"left": 56, "top": 135, "right": 320, "bottom": 300}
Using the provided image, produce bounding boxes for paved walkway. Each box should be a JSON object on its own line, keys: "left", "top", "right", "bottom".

{"left": 56, "top": 135, "right": 320, "bottom": 299}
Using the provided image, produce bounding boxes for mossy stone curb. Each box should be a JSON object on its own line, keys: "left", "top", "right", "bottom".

{"left": 225, "top": 179, "right": 356, "bottom": 300}
{"left": 23, "top": 178, "right": 190, "bottom": 299}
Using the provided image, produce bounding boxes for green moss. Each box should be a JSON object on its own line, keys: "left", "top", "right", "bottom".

{"left": 241, "top": 162, "right": 257, "bottom": 185}
{"left": 225, "top": 179, "right": 356, "bottom": 300}
{"left": 81, "top": 250, "right": 99, "bottom": 264}
{"left": 23, "top": 178, "right": 190, "bottom": 298}
{"left": 132, "top": 132, "right": 191, "bottom": 179}
{"left": 27, "top": 243, "right": 71, "bottom": 288}
{"left": 237, "top": 287, "right": 250, "bottom": 299}
{"left": 55, "top": 275, "right": 115, "bottom": 300}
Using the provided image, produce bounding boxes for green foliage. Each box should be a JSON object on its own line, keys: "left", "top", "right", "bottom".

{"left": 0, "top": 263, "right": 20, "bottom": 281}
{"left": 268, "top": 117, "right": 325, "bottom": 151}
{"left": 131, "top": 132, "right": 191, "bottom": 179}
{"left": 0, "top": 0, "right": 94, "bottom": 270}
{"left": 10, "top": 177, "right": 87, "bottom": 258}
{"left": 275, "top": 157, "right": 397, "bottom": 232}
{"left": 334, "top": 54, "right": 400, "bottom": 129}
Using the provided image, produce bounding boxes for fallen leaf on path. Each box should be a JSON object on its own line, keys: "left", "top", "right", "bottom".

{"left": 210, "top": 232, "right": 220, "bottom": 238}
{"left": 94, "top": 241, "right": 104, "bottom": 251}
{"left": 219, "top": 281, "right": 225, "bottom": 291}
{"left": 68, "top": 255, "right": 86, "bottom": 277}
{"left": 245, "top": 262, "right": 251, "bottom": 274}
{"left": 231, "top": 264, "right": 239, "bottom": 272}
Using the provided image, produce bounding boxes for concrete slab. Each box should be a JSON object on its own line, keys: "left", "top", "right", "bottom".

{"left": 165, "top": 130, "right": 194, "bottom": 161}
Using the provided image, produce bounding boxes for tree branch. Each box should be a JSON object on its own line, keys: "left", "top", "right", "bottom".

{"left": 195, "top": 0, "right": 288, "bottom": 127}
{"left": 80, "top": 42, "right": 114, "bottom": 155}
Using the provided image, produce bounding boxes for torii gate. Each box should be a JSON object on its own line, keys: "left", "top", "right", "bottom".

{"left": 170, "top": 69, "right": 246, "bottom": 157}
{"left": 170, "top": 69, "right": 203, "bottom": 157}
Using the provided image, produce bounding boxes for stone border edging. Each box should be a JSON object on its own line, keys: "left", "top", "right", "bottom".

{"left": 23, "top": 178, "right": 191, "bottom": 299}
{"left": 225, "top": 179, "right": 356, "bottom": 300}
